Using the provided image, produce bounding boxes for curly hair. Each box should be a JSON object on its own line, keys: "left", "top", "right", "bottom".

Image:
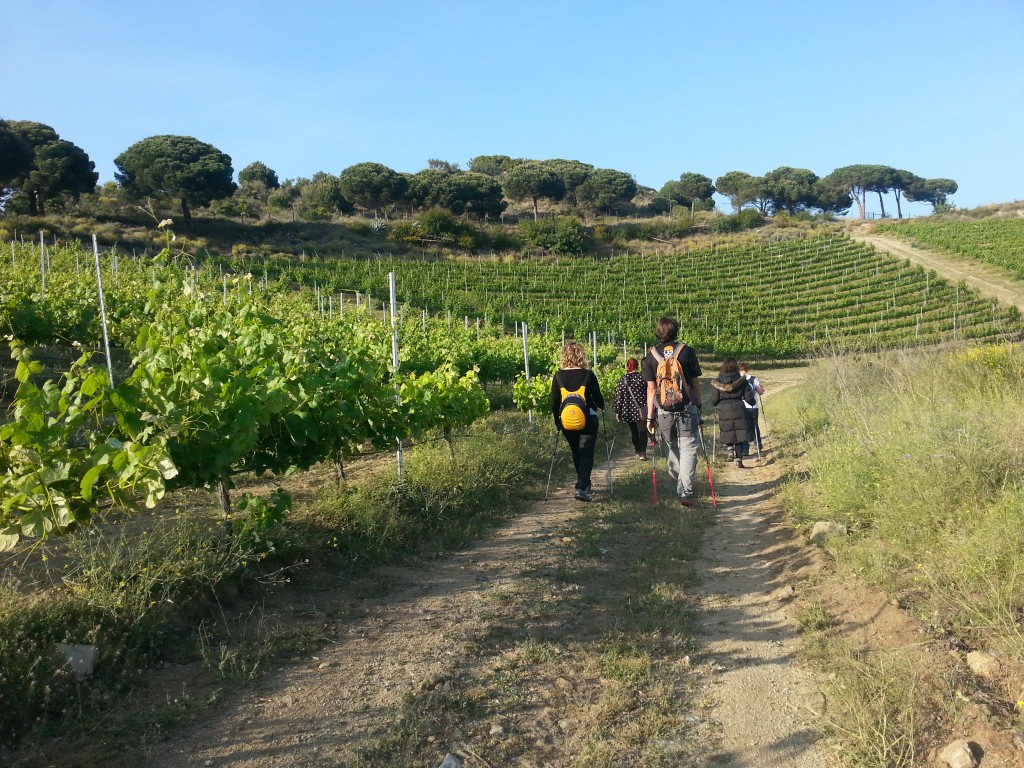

{"left": 560, "top": 340, "right": 589, "bottom": 369}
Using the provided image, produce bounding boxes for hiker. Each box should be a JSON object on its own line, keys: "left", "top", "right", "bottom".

{"left": 551, "top": 340, "right": 605, "bottom": 502}
{"left": 739, "top": 362, "right": 766, "bottom": 451}
{"left": 642, "top": 316, "right": 703, "bottom": 506}
{"left": 613, "top": 357, "right": 648, "bottom": 460}
{"left": 710, "top": 357, "right": 757, "bottom": 468}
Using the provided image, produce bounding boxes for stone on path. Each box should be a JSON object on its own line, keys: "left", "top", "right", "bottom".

{"left": 938, "top": 738, "right": 980, "bottom": 768}
{"left": 965, "top": 650, "right": 999, "bottom": 678}
{"left": 55, "top": 643, "right": 98, "bottom": 677}
{"left": 808, "top": 521, "right": 846, "bottom": 546}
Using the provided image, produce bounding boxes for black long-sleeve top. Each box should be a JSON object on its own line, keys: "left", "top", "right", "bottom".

{"left": 550, "top": 368, "right": 605, "bottom": 425}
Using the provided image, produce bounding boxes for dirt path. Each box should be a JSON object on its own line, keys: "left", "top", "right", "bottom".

{"left": 693, "top": 369, "right": 832, "bottom": 766}
{"left": 849, "top": 228, "right": 1024, "bottom": 313}
{"left": 15, "top": 369, "right": 847, "bottom": 767}
{"left": 695, "top": 460, "right": 829, "bottom": 764}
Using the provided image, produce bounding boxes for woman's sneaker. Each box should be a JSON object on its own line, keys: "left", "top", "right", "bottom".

{"left": 574, "top": 489, "right": 593, "bottom": 502}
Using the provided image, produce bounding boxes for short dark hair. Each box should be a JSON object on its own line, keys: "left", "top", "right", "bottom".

{"left": 654, "top": 316, "right": 678, "bottom": 343}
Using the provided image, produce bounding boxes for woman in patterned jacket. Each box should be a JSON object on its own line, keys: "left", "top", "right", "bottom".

{"left": 613, "top": 358, "right": 648, "bottom": 459}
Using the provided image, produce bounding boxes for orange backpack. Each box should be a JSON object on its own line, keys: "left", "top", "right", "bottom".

{"left": 651, "top": 344, "right": 692, "bottom": 412}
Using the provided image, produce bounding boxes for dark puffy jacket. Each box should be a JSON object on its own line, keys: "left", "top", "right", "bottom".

{"left": 709, "top": 372, "right": 756, "bottom": 445}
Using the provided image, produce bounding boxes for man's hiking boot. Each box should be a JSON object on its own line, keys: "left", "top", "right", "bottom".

{"left": 735, "top": 459, "right": 745, "bottom": 468}
{"left": 574, "top": 489, "right": 593, "bottom": 503}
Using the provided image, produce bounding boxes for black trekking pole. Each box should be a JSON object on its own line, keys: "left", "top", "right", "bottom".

{"left": 750, "top": 409, "right": 763, "bottom": 464}
{"left": 601, "top": 410, "right": 613, "bottom": 499}
{"left": 648, "top": 421, "right": 658, "bottom": 508}
{"left": 757, "top": 393, "right": 770, "bottom": 454}
{"left": 758, "top": 398, "right": 772, "bottom": 452}
{"left": 697, "top": 423, "right": 718, "bottom": 509}
{"left": 544, "top": 428, "right": 560, "bottom": 502}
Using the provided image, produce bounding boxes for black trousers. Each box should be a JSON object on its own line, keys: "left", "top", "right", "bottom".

{"left": 627, "top": 421, "right": 647, "bottom": 454}
{"left": 749, "top": 407, "right": 762, "bottom": 449}
{"left": 562, "top": 418, "right": 599, "bottom": 491}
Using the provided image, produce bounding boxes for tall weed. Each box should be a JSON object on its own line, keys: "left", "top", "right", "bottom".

{"left": 307, "top": 411, "right": 546, "bottom": 566}
{"left": 0, "top": 410, "right": 546, "bottom": 751}
{"left": 782, "top": 345, "right": 1024, "bottom": 655}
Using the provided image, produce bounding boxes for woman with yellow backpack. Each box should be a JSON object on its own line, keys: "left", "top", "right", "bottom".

{"left": 550, "top": 340, "right": 605, "bottom": 502}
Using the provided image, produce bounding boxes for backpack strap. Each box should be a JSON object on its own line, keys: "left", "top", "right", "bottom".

{"left": 621, "top": 372, "right": 641, "bottom": 410}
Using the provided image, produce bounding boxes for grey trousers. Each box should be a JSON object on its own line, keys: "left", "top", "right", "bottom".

{"left": 655, "top": 405, "right": 700, "bottom": 497}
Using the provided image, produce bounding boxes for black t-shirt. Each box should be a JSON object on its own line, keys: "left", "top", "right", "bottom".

{"left": 641, "top": 341, "right": 702, "bottom": 403}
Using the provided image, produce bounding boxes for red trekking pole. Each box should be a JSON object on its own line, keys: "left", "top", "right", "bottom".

{"left": 697, "top": 422, "right": 718, "bottom": 509}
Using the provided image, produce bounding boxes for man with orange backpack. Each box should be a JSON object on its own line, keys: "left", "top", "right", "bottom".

{"left": 642, "top": 316, "right": 703, "bottom": 506}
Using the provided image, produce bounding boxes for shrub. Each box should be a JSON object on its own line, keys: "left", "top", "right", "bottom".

{"left": 736, "top": 208, "right": 765, "bottom": 229}
{"left": 482, "top": 225, "right": 519, "bottom": 252}
{"left": 387, "top": 221, "right": 421, "bottom": 245}
{"left": 664, "top": 217, "right": 696, "bottom": 238}
{"left": 345, "top": 218, "right": 374, "bottom": 236}
{"left": 296, "top": 203, "right": 330, "bottom": 222}
{"left": 708, "top": 215, "right": 741, "bottom": 234}
{"left": 417, "top": 207, "right": 462, "bottom": 238}
{"left": 518, "top": 216, "right": 588, "bottom": 255}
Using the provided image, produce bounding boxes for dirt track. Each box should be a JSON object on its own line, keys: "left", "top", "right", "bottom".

{"left": 84, "top": 371, "right": 849, "bottom": 767}
{"left": 12, "top": 370, "right": 848, "bottom": 767}
{"left": 849, "top": 229, "right": 1024, "bottom": 313}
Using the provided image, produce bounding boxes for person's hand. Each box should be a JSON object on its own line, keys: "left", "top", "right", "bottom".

{"left": 646, "top": 418, "right": 656, "bottom": 436}
{"left": 615, "top": 414, "right": 621, "bottom": 422}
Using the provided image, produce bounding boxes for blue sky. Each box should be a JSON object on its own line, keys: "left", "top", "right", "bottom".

{"left": 5, "top": 0, "right": 1023, "bottom": 216}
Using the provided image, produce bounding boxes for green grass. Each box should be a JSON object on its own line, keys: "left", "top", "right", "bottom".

{"left": 776, "top": 343, "right": 1024, "bottom": 765}
{"left": 786, "top": 345, "right": 1024, "bottom": 648}
{"left": 877, "top": 217, "right": 1024, "bottom": 279}
{"left": 354, "top": 443, "right": 713, "bottom": 767}
{"left": 0, "top": 411, "right": 549, "bottom": 754}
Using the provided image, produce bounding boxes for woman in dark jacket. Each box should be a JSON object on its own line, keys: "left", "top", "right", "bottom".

{"left": 613, "top": 357, "right": 648, "bottom": 459}
{"left": 551, "top": 340, "right": 605, "bottom": 502}
{"left": 709, "top": 357, "right": 756, "bottom": 468}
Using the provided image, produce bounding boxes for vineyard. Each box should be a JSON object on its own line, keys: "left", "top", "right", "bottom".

{"left": 0, "top": 233, "right": 495, "bottom": 552}
{"left": 876, "top": 217, "right": 1024, "bottom": 279}
{"left": 212, "top": 233, "right": 1022, "bottom": 356}
{"left": 2, "top": 229, "right": 1023, "bottom": 552}
{"left": 4, "top": 222, "right": 1024, "bottom": 760}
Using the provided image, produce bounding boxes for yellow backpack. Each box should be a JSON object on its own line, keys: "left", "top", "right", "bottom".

{"left": 558, "top": 384, "right": 588, "bottom": 431}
